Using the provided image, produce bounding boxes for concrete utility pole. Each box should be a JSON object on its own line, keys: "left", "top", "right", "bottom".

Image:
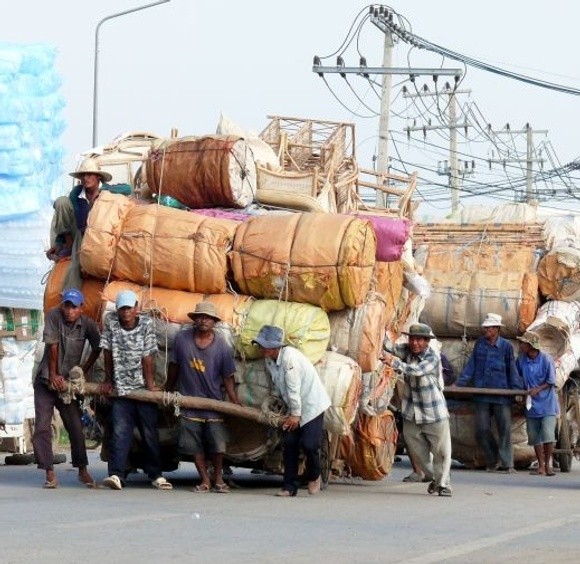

{"left": 375, "top": 30, "right": 394, "bottom": 207}
{"left": 403, "top": 87, "right": 471, "bottom": 214}
{"left": 488, "top": 123, "right": 547, "bottom": 203}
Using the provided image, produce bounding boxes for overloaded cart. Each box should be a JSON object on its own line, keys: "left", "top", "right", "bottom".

{"left": 415, "top": 222, "right": 580, "bottom": 471}
{"left": 44, "top": 116, "right": 421, "bottom": 483}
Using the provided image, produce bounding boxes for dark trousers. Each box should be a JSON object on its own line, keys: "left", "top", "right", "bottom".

{"left": 474, "top": 402, "right": 513, "bottom": 468}
{"left": 282, "top": 413, "right": 324, "bottom": 494}
{"left": 33, "top": 379, "right": 88, "bottom": 470}
{"left": 108, "top": 397, "right": 162, "bottom": 481}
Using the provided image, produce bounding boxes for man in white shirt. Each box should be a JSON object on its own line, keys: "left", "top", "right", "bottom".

{"left": 253, "top": 325, "right": 331, "bottom": 497}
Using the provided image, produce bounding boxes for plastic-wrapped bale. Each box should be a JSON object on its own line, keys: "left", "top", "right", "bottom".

{"left": 420, "top": 270, "right": 538, "bottom": 339}
{"left": 358, "top": 364, "right": 397, "bottom": 417}
{"left": 339, "top": 411, "right": 398, "bottom": 480}
{"left": 111, "top": 204, "right": 238, "bottom": 293}
{"left": 235, "top": 299, "right": 330, "bottom": 364}
{"left": 43, "top": 260, "right": 105, "bottom": 321}
{"left": 328, "top": 293, "right": 388, "bottom": 372}
{"left": 537, "top": 247, "right": 580, "bottom": 301}
{"left": 101, "top": 281, "right": 253, "bottom": 325}
{"left": 315, "top": 352, "right": 362, "bottom": 436}
{"left": 79, "top": 192, "right": 136, "bottom": 279}
{"left": 225, "top": 359, "right": 277, "bottom": 463}
{"left": 231, "top": 213, "right": 376, "bottom": 311}
{"left": 448, "top": 406, "right": 534, "bottom": 469}
{"left": 527, "top": 301, "right": 580, "bottom": 358}
{"left": 144, "top": 136, "right": 258, "bottom": 208}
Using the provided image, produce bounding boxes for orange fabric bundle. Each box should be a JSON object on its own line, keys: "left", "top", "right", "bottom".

{"left": 231, "top": 212, "right": 376, "bottom": 311}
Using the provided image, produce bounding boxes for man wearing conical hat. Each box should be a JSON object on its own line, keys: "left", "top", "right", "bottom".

{"left": 455, "top": 313, "right": 523, "bottom": 473}
{"left": 45, "top": 158, "right": 129, "bottom": 289}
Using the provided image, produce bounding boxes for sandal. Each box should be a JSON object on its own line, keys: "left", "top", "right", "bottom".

{"left": 152, "top": 477, "right": 173, "bottom": 490}
{"left": 545, "top": 468, "right": 556, "bottom": 477}
{"left": 193, "top": 483, "right": 211, "bottom": 493}
{"left": 213, "top": 482, "right": 231, "bottom": 493}
{"left": 43, "top": 479, "right": 58, "bottom": 489}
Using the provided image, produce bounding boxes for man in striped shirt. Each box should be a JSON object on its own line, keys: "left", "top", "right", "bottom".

{"left": 383, "top": 323, "right": 452, "bottom": 497}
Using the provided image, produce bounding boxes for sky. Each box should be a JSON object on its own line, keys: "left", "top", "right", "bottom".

{"left": 3, "top": 0, "right": 580, "bottom": 218}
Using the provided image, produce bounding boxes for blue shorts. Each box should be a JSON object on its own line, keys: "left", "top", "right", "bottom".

{"left": 526, "top": 415, "right": 557, "bottom": 446}
{"left": 178, "top": 417, "right": 229, "bottom": 456}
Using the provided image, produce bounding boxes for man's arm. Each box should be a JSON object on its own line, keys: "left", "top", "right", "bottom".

{"left": 224, "top": 374, "right": 240, "bottom": 405}
{"left": 142, "top": 354, "right": 157, "bottom": 392}
{"left": 506, "top": 345, "right": 524, "bottom": 389}
{"left": 81, "top": 348, "right": 102, "bottom": 376}
{"left": 47, "top": 343, "right": 67, "bottom": 392}
{"left": 165, "top": 361, "right": 178, "bottom": 392}
{"left": 101, "top": 349, "right": 114, "bottom": 395}
{"left": 455, "top": 348, "right": 476, "bottom": 387}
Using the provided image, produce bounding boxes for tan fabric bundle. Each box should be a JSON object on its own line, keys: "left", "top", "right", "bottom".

{"left": 101, "top": 281, "right": 253, "bottom": 325}
{"left": 448, "top": 408, "right": 534, "bottom": 469}
{"left": 328, "top": 293, "right": 388, "bottom": 372}
{"left": 231, "top": 212, "right": 376, "bottom": 311}
{"left": 537, "top": 247, "right": 580, "bottom": 301}
{"left": 144, "top": 136, "right": 256, "bottom": 208}
{"left": 421, "top": 270, "right": 538, "bottom": 338}
{"left": 79, "top": 192, "right": 136, "bottom": 279}
{"left": 315, "top": 352, "right": 362, "bottom": 436}
{"left": 43, "top": 260, "right": 105, "bottom": 322}
{"left": 370, "top": 260, "right": 405, "bottom": 328}
{"left": 111, "top": 204, "right": 238, "bottom": 293}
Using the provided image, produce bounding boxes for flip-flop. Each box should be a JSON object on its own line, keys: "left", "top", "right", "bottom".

{"left": 152, "top": 477, "right": 173, "bottom": 490}
{"left": 78, "top": 477, "right": 96, "bottom": 488}
{"left": 546, "top": 469, "right": 556, "bottom": 476}
{"left": 43, "top": 479, "right": 58, "bottom": 489}
{"left": 213, "top": 483, "right": 231, "bottom": 493}
{"left": 529, "top": 469, "right": 545, "bottom": 475}
{"left": 193, "top": 483, "right": 211, "bottom": 493}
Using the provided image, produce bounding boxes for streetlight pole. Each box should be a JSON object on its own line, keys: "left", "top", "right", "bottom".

{"left": 92, "top": 0, "right": 171, "bottom": 147}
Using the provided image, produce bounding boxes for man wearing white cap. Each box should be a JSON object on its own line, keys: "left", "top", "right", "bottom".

{"left": 45, "top": 158, "right": 130, "bottom": 289}
{"left": 455, "top": 313, "right": 523, "bottom": 473}
{"left": 100, "top": 290, "right": 172, "bottom": 491}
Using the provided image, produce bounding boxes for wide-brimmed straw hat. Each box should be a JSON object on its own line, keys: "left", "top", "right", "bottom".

{"left": 481, "top": 313, "right": 504, "bottom": 327}
{"left": 69, "top": 157, "right": 112, "bottom": 182}
{"left": 517, "top": 331, "right": 541, "bottom": 350}
{"left": 187, "top": 302, "right": 221, "bottom": 322}
{"left": 252, "top": 325, "right": 285, "bottom": 349}
{"left": 402, "top": 323, "right": 435, "bottom": 339}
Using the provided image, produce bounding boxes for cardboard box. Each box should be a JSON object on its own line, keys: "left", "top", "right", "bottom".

{"left": 0, "top": 308, "right": 41, "bottom": 341}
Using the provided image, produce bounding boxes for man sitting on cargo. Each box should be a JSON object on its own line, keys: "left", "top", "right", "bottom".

{"left": 382, "top": 323, "right": 452, "bottom": 497}
{"left": 167, "top": 301, "right": 240, "bottom": 493}
{"left": 45, "top": 157, "right": 130, "bottom": 290}
{"left": 32, "top": 288, "right": 102, "bottom": 489}
{"left": 454, "top": 313, "right": 523, "bottom": 473}
{"left": 253, "top": 325, "right": 331, "bottom": 497}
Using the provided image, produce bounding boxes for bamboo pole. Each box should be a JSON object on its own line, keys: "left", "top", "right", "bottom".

{"left": 444, "top": 386, "right": 528, "bottom": 397}
{"left": 82, "top": 383, "right": 284, "bottom": 428}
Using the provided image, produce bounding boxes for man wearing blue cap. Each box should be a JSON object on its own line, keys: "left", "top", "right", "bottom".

{"left": 100, "top": 290, "right": 172, "bottom": 491}
{"left": 253, "top": 325, "right": 331, "bottom": 497}
{"left": 33, "top": 288, "right": 102, "bottom": 488}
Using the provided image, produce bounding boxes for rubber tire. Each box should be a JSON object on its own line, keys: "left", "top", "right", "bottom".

{"left": 556, "top": 386, "right": 573, "bottom": 473}
{"left": 4, "top": 453, "right": 35, "bottom": 466}
{"left": 320, "top": 431, "right": 331, "bottom": 490}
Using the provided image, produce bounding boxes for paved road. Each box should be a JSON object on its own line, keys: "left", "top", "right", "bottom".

{"left": 1, "top": 450, "right": 579, "bottom": 563}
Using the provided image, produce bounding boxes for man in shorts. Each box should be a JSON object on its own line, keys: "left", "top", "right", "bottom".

{"left": 167, "top": 302, "right": 240, "bottom": 493}
{"left": 516, "top": 331, "right": 559, "bottom": 476}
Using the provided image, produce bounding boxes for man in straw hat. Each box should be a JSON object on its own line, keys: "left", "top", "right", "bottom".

{"left": 45, "top": 157, "right": 129, "bottom": 289}
{"left": 455, "top": 313, "right": 523, "bottom": 473}
{"left": 167, "top": 301, "right": 240, "bottom": 493}
{"left": 383, "top": 323, "right": 452, "bottom": 497}
{"left": 253, "top": 325, "right": 331, "bottom": 497}
{"left": 516, "top": 331, "right": 559, "bottom": 476}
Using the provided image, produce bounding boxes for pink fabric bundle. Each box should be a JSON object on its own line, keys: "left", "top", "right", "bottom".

{"left": 353, "top": 215, "right": 410, "bottom": 262}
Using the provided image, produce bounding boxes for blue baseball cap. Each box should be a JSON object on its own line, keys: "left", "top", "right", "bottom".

{"left": 252, "top": 325, "right": 285, "bottom": 349}
{"left": 115, "top": 290, "right": 138, "bottom": 309}
{"left": 61, "top": 288, "right": 84, "bottom": 307}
